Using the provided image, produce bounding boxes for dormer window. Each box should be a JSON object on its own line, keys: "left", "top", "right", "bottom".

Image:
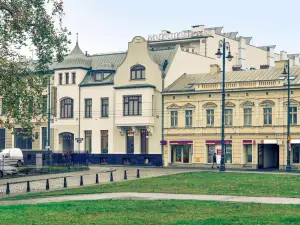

{"left": 94, "top": 71, "right": 112, "bottom": 81}
{"left": 131, "top": 65, "right": 145, "bottom": 80}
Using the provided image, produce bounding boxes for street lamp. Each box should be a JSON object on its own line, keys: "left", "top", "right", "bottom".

{"left": 282, "top": 60, "right": 291, "bottom": 172}
{"left": 215, "top": 38, "right": 233, "bottom": 172}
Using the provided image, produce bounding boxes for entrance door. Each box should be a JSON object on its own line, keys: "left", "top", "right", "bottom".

{"left": 60, "top": 132, "right": 74, "bottom": 154}
{"left": 126, "top": 130, "right": 134, "bottom": 154}
{"left": 258, "top": 144, "right": 279, "bottom": 169}
{"left": 183, "top": 145, "right": 190, "bottom": 163}
{"left": 171, "top": 145, "right": 191, "bottom": 164}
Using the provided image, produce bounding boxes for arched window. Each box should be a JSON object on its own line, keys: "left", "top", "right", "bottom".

{"left": 131, "top": 65, "right": 146, "bottom": 80}
{"left": 60, "top": 98, "right": 73, "bottom": 119}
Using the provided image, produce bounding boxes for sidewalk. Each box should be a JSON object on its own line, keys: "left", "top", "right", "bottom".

{"left": 1, "top": 192, "right": 299, "bottom": 206}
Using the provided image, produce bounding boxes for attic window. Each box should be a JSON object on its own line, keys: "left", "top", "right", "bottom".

{"left": 94, "top": 72, "right": 112, "bottom": 81}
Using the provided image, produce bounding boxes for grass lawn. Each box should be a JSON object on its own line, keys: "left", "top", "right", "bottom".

{"left": 0, "top": 200, "right": 299, "bottom": 225}
{"left": 2, "top": 172, "right": 300, "bottom": 201}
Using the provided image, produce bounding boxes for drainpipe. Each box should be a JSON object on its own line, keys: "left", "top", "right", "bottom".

{"left": 161, "top": 60, "right": 168, "bottom": 167}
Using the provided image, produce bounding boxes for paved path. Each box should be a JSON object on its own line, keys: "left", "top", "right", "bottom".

{"left": 0, "top": 192, "right": 299, "bottom": 206}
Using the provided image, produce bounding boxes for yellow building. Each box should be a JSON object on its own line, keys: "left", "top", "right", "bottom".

{"left": 163, "top": 61, "right": 300, "bottom": 170}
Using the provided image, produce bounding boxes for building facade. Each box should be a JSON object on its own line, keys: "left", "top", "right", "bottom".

{"left": 163, "top": 62, "right": 300, "bottom": 169}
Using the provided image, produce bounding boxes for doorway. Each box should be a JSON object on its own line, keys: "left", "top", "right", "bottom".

{"left": 171, "top": 145, "right": 192, "bottom": 164}
{"left": 126, "top": 130, "right": 134, "bottom": 154}
{"left": 59, "top": 132, "right": 74, "bottom": 154}
{"left": 258, "top": 144, "right": 279, "bottom": 169}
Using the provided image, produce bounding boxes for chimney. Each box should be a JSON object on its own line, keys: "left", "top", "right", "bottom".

{"left": 85, "top": 51, "right": 88, "bottom": 56}
{"left": 232, "top": 65, "right": 243, "bottom": 71}
{"left": 260, "top": 65, "right": 270, "bottom": 69}
{"left": 280, "top": 51, "right": 287, "bottom": 60}
{"left": 267, "top": 47, "right": 275, "bottom": 67}
{"left": 238, "top": 37, "right": 246, "bottom": 69}
{"left": 210, "top": 64, "right": 221, "bottom": 74}
{"left": 191, "top": 25, "right": 205, "bottom": 32}
{"left": 275, "top": 60, "right": 286, "bottom": 69}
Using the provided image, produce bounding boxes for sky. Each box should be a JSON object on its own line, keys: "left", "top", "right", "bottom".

{"left": 61, "top": 0, "right": 299, "bottom": 55}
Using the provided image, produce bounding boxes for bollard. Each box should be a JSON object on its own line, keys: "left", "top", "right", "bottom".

{"left": 46, "top": 179, "right": 49, "bottom": 190}
{"left": 64, "top": 177, "right": 67, "bottom": 188}
{"left": 96, "top": 174, "right": 99, "bottom": 184}
{"left": 124, "top": 170, "right": 127, "bottom": 180}
{"left": 110, "top": 172, "right": 113, "bottom": 182}
{"left": 80, "top": 175, "right": 83, "bottom": 186}
{"left": 6, "top": 183, "right": 10, "bottom": 195}
{"left": 137, "top": 169, "right": 140, "bottom": 179}
{"left": 27, "top": 181, "right": 30, "bottom": 192}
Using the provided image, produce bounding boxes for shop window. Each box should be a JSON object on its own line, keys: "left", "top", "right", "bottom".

{"left": 289, "top": 107, "right": 297, "bottom": 125}
{"left": 130, "top": 65, "right": 146, "bottom": 80}
{"left": 244, "top": 108, "right": 252, "bottom": 126}
{"left": 293, "top": 145, "right": 300, "bottom": 163}
{"left": 170, "top": 111, "right": 178, "bottom": 128}
{"left": 206, "top": 109, "right": 214, "bottom": 126}
{"left": 207, "top": 145, "right": 215, "bottom": 163}
{"left": 84, "top": 131, "right": 92, "bottom": 153}
{"left": 263, "top": 108, "right": 272, "bottom": 125}
{"left": 185, "top": 110, "right": 193, "bottom": 127}
{"left": 225, "top": 144, "right": 232, "bottom": 164}
{"left": 101, "top": 130, "right": 108, "bottom": 154}
{"left": 244, "top": 145, "right": 252, "bottom": 163}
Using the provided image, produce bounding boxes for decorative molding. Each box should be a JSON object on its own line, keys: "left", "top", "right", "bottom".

{"left": 117, "top": 126, "right": 125, "bottom": 136}
{"left": 259, "top": 100, "right": 275, "bottom": 107}
{"left": 167, "top": 104, "right": 181, "bottom": 110}
{"left": 283, "top": 99, "right": 299, "bottom": 106}
{"left": 225, "top": 101, "right": 236, "bottom": 108}
{"left": 147, "top": 126, "right": 154, "bottom": 136}
{"left": 240, "top": 100, "right": 255, "bottom": 108}
{"left": 203, "top": 102, "right": 217, "bottom": 108}
{"left": 183, "top": 103, "right": 196, "bottom": 109}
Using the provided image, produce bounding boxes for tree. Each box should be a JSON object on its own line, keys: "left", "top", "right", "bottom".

{"left": 0, "top": 0, "right": 70, "bottom": 139}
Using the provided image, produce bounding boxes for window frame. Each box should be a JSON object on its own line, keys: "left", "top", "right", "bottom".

{"left": 59, "top": 73, "right": 63, "bottom": 85}
{"left": 263, "top": 107, "right": 272, "bottom": 125}
{"left": 84, "top": 130, "right": 92, "bottom": 153}
{"left": 94, "top": 71, "right": 112, "bottom": 81}
{"left": 289, "top": 106, "right": 297, "bottom": 125}
{"left": 206, "top": 109, "right": 214, "bottom": 127}
{"left": 101, "top": 130, "right": 108, "bottom": 154}
{"left": 225, "top": 109, "right": 233, "bottom": 126}
{"left": 170, "top": 111, "right": 178, "bottom": 128}
{"left": 85, "top": 98, "right": 92, "bottom": 118}
{"left": 65, "top": 72, "right": 69, "bottom": 84}
{"left": 244, "top": 108, "right": 252, "bottom": 126}
{"left": 101, "top": 98, "right": 109, "bottom": 117}
{"left": 60, "top": 98, "right": 74, "bottom": 119}
{"left": 72, "top": 72, "right": 76, "bottom": 84}
{"left": 130, "top": 65, "right": 146, "bottom": 80}
{"left": 185, "top": 110, "right": 193, "bottom": 128}
{"left": 123, "top": 96, "right": 142, "bottom": 116}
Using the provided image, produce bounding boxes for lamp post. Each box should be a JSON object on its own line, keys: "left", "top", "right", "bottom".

{"left": 215, "top": 38, "right": 233, "bottom": 172}
{"left": 282, "top": 60, "right": 291, "bottom": 172}
{"left": 161, "top": 60, "right": 168, "bottom": 167}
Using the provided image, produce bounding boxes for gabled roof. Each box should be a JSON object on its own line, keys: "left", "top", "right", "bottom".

{"left": 54, "top": 43, "right": 92, "bottom": 69}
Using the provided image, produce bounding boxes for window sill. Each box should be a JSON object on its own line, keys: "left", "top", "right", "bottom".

{"left": 123, "top": 115, "right": 142, "bottom": 117}
{"left": 101, "top": 116, "right": 109, "bottom": 119}
{"left": 84, "top": 117, "right": 93, "bottom": 119}
{"left": 58, "top": 84, "right": 76, "bottom": 86}
{"left": 170, "top": 127, "right": 178, "bottom": 129}
{"left": 60, "top": 118, "right": 74, "bottom": 120}
{"left": 130, "top": 78, "right": 146, "bottom": 81}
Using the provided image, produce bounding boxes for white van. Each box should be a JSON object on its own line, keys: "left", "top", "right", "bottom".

{"left": 0, "top": 148, "right": 24, "bottom": 167}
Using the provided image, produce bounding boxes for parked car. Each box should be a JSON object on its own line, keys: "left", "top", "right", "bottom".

{"left": 0, "top": 162, "right": 18, "bottom": 177}
{"left": 0, "top": 148, "right": 24, "bottom": 167}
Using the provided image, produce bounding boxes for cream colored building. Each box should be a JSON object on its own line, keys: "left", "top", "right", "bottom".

{"left": 163, "top": 61, "right": 300, "bottom": 169}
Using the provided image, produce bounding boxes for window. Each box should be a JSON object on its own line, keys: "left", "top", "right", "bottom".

{"left": 65, "top": 73, "right": 69, "bottom": 84}
{"left": 59, "top": 73, "right": 62, "bottom": 85}
{"left": 14, "top": 128, "right": 32, "bottom": 150}
{"left": 130, "top": 65, "right": 146, "bottom": 80}
{"left": 245, "top": 145, "right": 252, "bottom": 163}
{"left": 0, "top": 129, "right": 5, "bottom": 150}
{"left": 140, "top": 129, "right": 149, "bottom": 154}
{"left": 101, "top": 130, "right": 108, "bottom": 154}
{"left": 85, "top": 99, "right": 92, "bottom": 118}
{"left": 72, "top": 73, "right": 76, "bottom": 84}
{"left": 293, "top": 145, "right": 300, "bottom": 163}
{"left": 225, "top": 109, "right": 233, "bottom": 126}
{"left": 60, "top": 98, "right": 73, "bottom": 119}
{"left": 263, "top": 108, "right": 272, "bottom": 125}
{"left": 170, "top": 111, "right": 178, "bottom": 128}
{"left": 101, "top": 98, "right": 109, "bottom": 117}
{"left": 289, "top": 107, "right": 297, "bottom": 125}
{"left": 244, "top": 108, "right": 252, "bottom": 126}
{"left": 185, "top": 110, "right": 193, "bottom": 127}
{"left": 124, "top": 96, "right": 142, "bottom": 116}
{"left": 206, "top": 109, "right": 214, "bottom": 126}
{"left": 42, "top": 127, "right": 47, "bottom": 150}
{"left": 84, "top": 131, "right": 92, "bottom": 153}
{"left": 225, "top": 145, "right": 232, "bottom": 164}
{"left": 94, "top": 72, "right": 112, "bottom": 81}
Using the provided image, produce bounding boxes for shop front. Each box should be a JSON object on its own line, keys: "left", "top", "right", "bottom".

{"left": 170, "top": 141, "right": 193, "bottom": 164}
{"left": 206, "top": 140, "right": 232, "bottom": 164}
{"left": 291, "top": 140, "right": 300, "bottom": 164}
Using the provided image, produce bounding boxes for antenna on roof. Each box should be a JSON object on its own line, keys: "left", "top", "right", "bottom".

{"left": 76, "top": 33, "right": 79, "bottom": 45}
